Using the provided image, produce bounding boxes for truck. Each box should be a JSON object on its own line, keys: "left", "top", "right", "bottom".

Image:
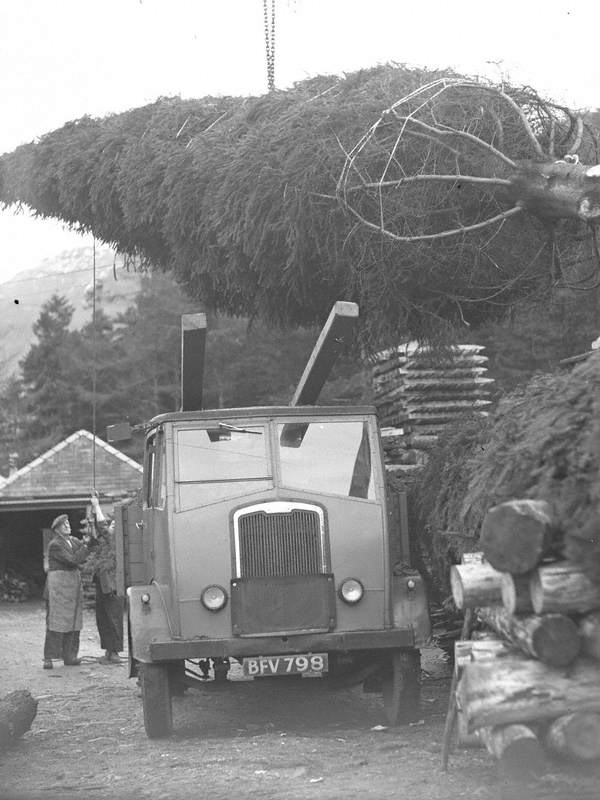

{"left": 114, "top": 302, "right": 430, "bottom": 738}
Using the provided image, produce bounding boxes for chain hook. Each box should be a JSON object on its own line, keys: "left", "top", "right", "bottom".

{"left": 263, "top": 0, "right": 276, "bottom": 92}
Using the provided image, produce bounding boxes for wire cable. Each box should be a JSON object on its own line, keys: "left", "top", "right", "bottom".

{"left": 92, "top": 239, "right": 97, "bottom": 491}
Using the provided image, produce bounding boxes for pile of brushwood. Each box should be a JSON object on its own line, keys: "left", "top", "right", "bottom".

{"left": 410, "top": 351, "right": 600, "bottom": 605}
{"left": 0, "top": 570, "right": 31, "bottom": 602}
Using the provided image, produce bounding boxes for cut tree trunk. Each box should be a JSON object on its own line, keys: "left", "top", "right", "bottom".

{"left": 479, "top": 724, "right": 546, "bottom": 779}
{"left": 0, "top": 690, "right": 38, "bottom": 748}
{"left": 450, "top": 562, "right": 504, "bottom": 609}
{"left": 458, "top": 658, "right": 600, "bottom": 731}
{"left": 545, "top": 712, "right": 600, "bottom": 761}
{"left": 479, "top": 499, "right": 556, "bottom": 575}
{"left": 501, "top": 573, "right": 534, "bottom": 615}
{"left": 530, "top": 561, "right": 600, "bottom": 614}
{"left": 476, "top": 606, "right": 580, "bottom": 668}
{"left": 579, "top": 610, "right": 600, "bottom": 660}
{"left": 509, "top": 160, "right": 600, "bottom": 223}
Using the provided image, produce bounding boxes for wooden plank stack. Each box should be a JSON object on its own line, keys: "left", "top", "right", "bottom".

{"left": 451, "top": 498, "right": 600, "bottom": 778}
{"left": 371, "top": 342, "right": 493, "bottom": 478}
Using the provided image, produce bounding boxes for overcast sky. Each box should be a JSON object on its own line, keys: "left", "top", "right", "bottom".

{"left": 1, "top": 0, "right": 598, "bottom": 285}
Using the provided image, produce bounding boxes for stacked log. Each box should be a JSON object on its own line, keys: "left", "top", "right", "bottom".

{"left": 451, "top": 499, "right": 600, "bottom": 776}
{"left": 371, "top": 343, "right": 493, "bottom": 479}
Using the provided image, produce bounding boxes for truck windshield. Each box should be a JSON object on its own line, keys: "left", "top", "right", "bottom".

{"left": 277, "top": 420, "right": 374, "bottom": 500}
{"left": 176, "top": 426, "right": 272, "bottom": 508}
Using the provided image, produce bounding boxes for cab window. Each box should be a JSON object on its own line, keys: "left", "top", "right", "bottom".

{"left": 277, "top": 420, "right": 374, "bottom": 500}
{"left": 175, "top": 425, "right": 272, "bottom": 508}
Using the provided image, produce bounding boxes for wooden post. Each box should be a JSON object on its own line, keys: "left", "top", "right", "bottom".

{"left": 290, "top": 301, "right": 358, "bottom": 406}
{"left": 450, "top": 562, "right": 504, "bottom": 609}
{"left": 479, "top": 499, "right": 556, "bottom": 574}
{"left": 440, "top": 608, "right": 475, "bottom": 770}
{"left": 476, "top": 606, "right": 580, "bottom": 668}
{"left": 530, "top": 561, "right": 600, "bottom": 614}
{"left": 458, "top": 658, "right": 600, "bottom": 731}
{"left": 545, "top": 712, "right": 600, "bottom": 761}
{"left": 180, "top": 313, "right": 207, "bottom": 412}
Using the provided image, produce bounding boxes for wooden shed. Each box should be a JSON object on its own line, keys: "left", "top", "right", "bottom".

{"left": 0, "top": 430, "right": 142, "bottom": 596}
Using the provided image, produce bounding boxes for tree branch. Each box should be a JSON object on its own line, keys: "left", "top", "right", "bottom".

{"left": 391, "top": 113, "right": 517, "bottom": 169}
{"left": 444, "top": 81, "right": 548, "bottom": 160}
{"left": 345, "top": 174, "right": 512, "bottom": 194}
{"left": 342, "top": 204, "right": 523, "bottom": 242}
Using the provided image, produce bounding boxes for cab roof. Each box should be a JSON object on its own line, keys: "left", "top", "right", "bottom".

{"left": 148, "top": 405, "right": 377, "bottom": 428}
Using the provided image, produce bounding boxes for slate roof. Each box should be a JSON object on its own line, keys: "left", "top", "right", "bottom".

{"left": 0, "top": 430, "right": 142, "bottom": 508}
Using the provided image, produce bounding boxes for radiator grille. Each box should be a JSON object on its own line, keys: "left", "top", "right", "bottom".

{"left": 237, "top": 508, "right": 323, "bottom": 577}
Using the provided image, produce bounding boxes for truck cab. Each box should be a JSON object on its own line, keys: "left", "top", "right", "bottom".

{"left": 118, "top": 306, "right": 430, "bottom": 738}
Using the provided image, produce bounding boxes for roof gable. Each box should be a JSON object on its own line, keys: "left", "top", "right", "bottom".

{"left": 0, "top": 430, "right": 142, "bottom": 500}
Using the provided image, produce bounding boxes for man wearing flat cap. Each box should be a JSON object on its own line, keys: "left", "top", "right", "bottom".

{"left": 43, "top": 514, "right": 91, "bottom": 669}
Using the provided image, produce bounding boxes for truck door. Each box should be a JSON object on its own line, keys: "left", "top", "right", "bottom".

{"left": 115, "top": 493, "right": 146, "bottom": 595}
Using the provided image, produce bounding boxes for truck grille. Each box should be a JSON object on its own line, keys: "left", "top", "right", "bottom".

{"left": 235, "top": 504, "right": 325, "bottom": 578}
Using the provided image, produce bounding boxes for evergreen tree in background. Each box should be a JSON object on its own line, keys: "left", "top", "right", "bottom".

{"left": 19, "top": 295, "right": 78, "bottom": 449}
{"left": 0, "top": 273, "right": 371, "bottom": 471}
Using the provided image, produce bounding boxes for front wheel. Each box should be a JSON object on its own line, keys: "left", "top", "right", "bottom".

{"left": 382, "top": 649, "right": 421, "bottom": 726}
{"left": 140, "top": 663, "right": 173, "bottom": 738}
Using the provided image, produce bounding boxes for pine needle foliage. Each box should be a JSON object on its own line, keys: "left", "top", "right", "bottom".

{"left": 412, "top": 352, "right": 600, "bottom": 596}
{"left": 1, "top": 64, "right": 598, "bottom": 346}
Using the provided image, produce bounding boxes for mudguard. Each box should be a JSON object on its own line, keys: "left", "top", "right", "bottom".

{"left": 391, "top": 568, "right": 431, "bottom": 647}
{"left": 128, "top": 584, "right": 173, "bottom": 663}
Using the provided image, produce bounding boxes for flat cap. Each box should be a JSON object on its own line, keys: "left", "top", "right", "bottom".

{"left": 51, "top": 514, "right": 69, "bottom": 531}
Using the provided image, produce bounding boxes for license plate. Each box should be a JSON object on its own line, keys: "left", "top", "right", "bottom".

{"left": 243, "top": 653, "right": 328, "bottom": 677}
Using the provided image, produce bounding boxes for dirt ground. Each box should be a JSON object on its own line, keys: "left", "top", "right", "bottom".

{"left": 1, "top": 602, "right": 600, "bottom": 800}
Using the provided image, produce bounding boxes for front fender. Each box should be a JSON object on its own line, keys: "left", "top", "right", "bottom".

{"left": 127, "top": 584, "right": 173, "bottom": 664}
{"left": 391, "top": 570, "right": 431, "bottom": 647}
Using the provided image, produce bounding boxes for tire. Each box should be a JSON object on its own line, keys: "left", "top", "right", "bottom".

{"left": 127, "top": 618, "right": 139, "bottom": 679}
{"left": 167, "top": 660, "right": 186, "bottom": 697}
{"left": 140, "top": 663, "right": 173, "bottom": 738}
{"left": 382, "top": 649, "right": 421, "bottom": 726}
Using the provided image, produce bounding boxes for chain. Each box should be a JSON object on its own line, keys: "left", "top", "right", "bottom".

{"left": 263, "top": 0, "right": 275, "bottom": 92}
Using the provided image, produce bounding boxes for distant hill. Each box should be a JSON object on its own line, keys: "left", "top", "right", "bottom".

{"left": 0, "top": 246, "right": 141, "bottom": 376}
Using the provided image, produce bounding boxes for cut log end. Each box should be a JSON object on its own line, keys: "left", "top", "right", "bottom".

{"left": 498, "top": 737, "right": 547, "bottom": 781}
{"left": 530, "top": 614, "right": 581, "bottom": 668}
{"left": 546, "top": 712, "right": 600, "bottom": 761}
{"left": 481, "top": 724, "right": 546, "bottom": 780}
{"left": 480, "top": 499, "right": 554, "bottom": 575}
{"left": 450, "top": 562, "right": 504, "bottom": 610}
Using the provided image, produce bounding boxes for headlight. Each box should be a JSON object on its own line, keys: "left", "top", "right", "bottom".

{"left": 338, "top": 578, "right": 364, "bottom": 605}
{"left": 201, "top": 584, "right": 228, "bottom": 611}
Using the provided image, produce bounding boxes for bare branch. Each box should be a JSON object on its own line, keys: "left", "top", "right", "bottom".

{"left": 345, "top": 174, "right": 512, "bottom": 194}
{"left": 391, "top": 114, "right": 517, "bottom": 169}
{"left": 445, "top": 81, "right": 548, "bottom": 160}
{"left": 343, "top": 204, "right": 523, "bottom": 242}
{"left": 570, "top": 116, "right": 584, "bottom": 155}
{"left": 549, "top": 119, "right": 556, "bottom": 159}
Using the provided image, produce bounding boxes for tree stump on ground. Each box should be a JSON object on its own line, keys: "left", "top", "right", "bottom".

{"left": 0, "top": 690, "right": 38, "bottom": 747}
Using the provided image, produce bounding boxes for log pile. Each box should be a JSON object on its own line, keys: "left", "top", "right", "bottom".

{"left": 371, "top": 342, "right": 493, "bottom": 479}
{"left": 451, "top": 498, "right": 600, "bottom": 778}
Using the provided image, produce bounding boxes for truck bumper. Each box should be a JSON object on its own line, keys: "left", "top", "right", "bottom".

{"left": 148, "top": 627, "right": 415, "bottom": 661}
